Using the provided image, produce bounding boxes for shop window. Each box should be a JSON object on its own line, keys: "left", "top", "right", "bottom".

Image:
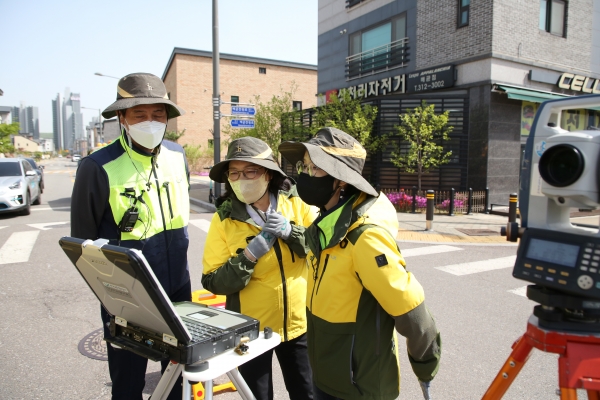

{"left": 259, "top": 67, "right": 267, "bottom": 74}
{"left": 539, "top": 0, "right": 566, "bottom": 37}
{"left": 293, "top": 101, "right": 302, "bottom": 111}
{"left": 457, "top": 0, "right": 470, "bottom": 28}
{"left": 347, "top": 13, "right": 408, "bottom": 79}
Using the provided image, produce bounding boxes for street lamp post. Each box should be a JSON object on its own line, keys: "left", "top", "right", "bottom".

{"left": 82, "top": 107, "right": 103, "bottom": 146}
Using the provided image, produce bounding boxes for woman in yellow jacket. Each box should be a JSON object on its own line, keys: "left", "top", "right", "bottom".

{"left": 202, "top": 137, "right": 316, "bottom": 400}
{"left": 279, "top": 128, "right": 441, "bottom": 400}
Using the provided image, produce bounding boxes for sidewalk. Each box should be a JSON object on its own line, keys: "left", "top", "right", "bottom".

{"left": 189, "top": 175, "right": 515, "bottom": 244}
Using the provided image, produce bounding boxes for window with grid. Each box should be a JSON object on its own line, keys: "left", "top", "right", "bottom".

{"left": 347, "top": 13, "right": 408, "bottom": 79}
{"left": 539, "top": 0, "right": 566, "bottom": 37}
{"left": 259, "top": 67, "right": 267, "bottom": 74}
{"left": 292, "top": 101, "right": 302, "bottom": 111}
{"left": 457, "top": 0, "right": 470, "bottom": 28}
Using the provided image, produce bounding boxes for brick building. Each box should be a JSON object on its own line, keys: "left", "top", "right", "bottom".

{"left": 318, "top": 0, "right": 600, "bottom": 203}
{"left": 162, "top": 48, "right": 317, "bottom": 153}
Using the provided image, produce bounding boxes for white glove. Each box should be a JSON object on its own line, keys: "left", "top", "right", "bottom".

{"left": 246, "top": 230, "right": 277, "bottom": 260}
{"left": 262, "top": 209, "right": 292, "bottom": 240}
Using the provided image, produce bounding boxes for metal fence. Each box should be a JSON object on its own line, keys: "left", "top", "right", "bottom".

{"left": 382, "top": 188, "right": 488, "bottom": 214}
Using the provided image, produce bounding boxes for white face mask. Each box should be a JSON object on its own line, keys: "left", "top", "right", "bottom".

{"left": 124, "top": 120, "right": 166, "bottom": 149}
{"left": 229, "top": 173, "right": 269, "bottom": 204}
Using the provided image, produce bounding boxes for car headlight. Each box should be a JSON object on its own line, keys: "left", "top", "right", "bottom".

{"left": 9, "top": 181, "right": 21, "bottom": 189}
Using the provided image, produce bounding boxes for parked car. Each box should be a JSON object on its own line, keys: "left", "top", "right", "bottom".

{"left": 0, "top": 158, "right": 42, "bottom": 215}
{"left": 24, "top": 158, "right": 44, "bottom": 193}
{"left": 72, "top": 154, "right": 81, "bottom": 162}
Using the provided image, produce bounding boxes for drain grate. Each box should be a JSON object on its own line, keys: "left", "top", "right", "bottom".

{"left": 456, "top": 228, "right": 500, "bottom": 236}
{"left": 78, "top": 328, "right": 108, "bottom": 361}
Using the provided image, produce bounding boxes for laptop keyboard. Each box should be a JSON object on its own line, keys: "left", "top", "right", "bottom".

{"left": 184, "top": 319, "right": 228, "bottom": 342}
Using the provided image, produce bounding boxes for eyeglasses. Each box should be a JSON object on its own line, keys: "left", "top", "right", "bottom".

{"left": 225, "top": 167, "right": 265, "bottom": 181}
{"left": 296, "top": 160, "right": 322, "bottom": 177}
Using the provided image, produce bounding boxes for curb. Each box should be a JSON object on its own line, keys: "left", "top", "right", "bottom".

{"left": 190, "top": 197, "right": 216, "bottom": 212}
{"left": 396, "top": 230, "right": 517, "bottom": 245}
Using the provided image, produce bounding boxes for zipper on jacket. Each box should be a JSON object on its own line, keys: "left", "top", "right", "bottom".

{"left": 162, "top": 182, "right": 174, "bottom": 219}
{"left": 309, "top": 254, "right": 319, "bottom": 310}
{"left": 349, "top": 335, "right": 363, "bottom": 395}
{"left": 286, "top": 243, "right": 295, "bottom": 263}
{"left": 273, "top": 241, "right": 289, "bottom": 341}
{"left": 151, "top": 158, "right": 172, "bottom": 291}
{"left": 315, "top": 254, "right": 330, "bottom": 296}
{"left": 375, "top": 302, "right": 381, "bottom": 355}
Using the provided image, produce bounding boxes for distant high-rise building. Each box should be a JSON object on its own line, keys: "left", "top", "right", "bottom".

{"left": 62, "top": 88, "right": 84, "bottom": 152}
{"left": 52, "top": 93, "right": 63, "bottom": 151}
{"left": 14, "top": 102, "right": 40, "bottom": 138}
{"left": 11, "top": 107, "right": 19, "bottom": 124}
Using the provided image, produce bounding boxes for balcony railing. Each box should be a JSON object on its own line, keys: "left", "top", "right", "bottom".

{"left": 345, "top": 38, "right": 409, "bottom": 81}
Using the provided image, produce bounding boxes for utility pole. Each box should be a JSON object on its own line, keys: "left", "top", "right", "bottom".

{"left": 212, "top": 0, "right": 221, "bottom": 198}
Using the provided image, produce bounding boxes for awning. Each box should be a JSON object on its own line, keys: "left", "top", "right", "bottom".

{"left": 493, "top": 84, "right": 570, "bottom": 103}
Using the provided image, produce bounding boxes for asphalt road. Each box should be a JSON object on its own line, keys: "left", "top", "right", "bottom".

{"left": 0, "top": 158, "right": 591, "bottom": 399}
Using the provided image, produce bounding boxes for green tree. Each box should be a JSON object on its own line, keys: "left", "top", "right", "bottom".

{"left": 390, "top": 101, "right": 453, "bottom": 191}
{"left": 223, "top": 83, "right": 303, "bottom": 158}
{"left": 0, "top": 122, "right": 18, "bottom": 154}
{"left": 311, "top": 90, "right": 381, "bottom": 154}
{"left": 164, "top": 128, "right": 186, "bottom": 143}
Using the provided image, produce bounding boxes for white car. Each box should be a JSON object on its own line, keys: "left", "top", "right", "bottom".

{"left": 0, "top": 158, "right": 42, "bottom": 215}
{"left": 72, "top": 154, "right": 81, "bottom": 162}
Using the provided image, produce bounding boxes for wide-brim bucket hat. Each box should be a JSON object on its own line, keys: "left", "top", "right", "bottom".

{"left": 279, "top": 127, "right": 378, "bottom": 197}
{"left": 210, "top": 137, "right": 286, "bottom": 183}
{"left": 102, "top": 72, "right": 185, "bottom": 119}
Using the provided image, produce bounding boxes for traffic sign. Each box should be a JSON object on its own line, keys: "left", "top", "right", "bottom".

{"left": 230, "top": 119, "right": 255, "bottom": 128}
{"left": 231, "top": 106, "right": 256, "bottom": 116}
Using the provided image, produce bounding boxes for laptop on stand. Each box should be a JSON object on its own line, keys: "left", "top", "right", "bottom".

{"left": 59, "top": 236, "right": 260, "bottom": 365}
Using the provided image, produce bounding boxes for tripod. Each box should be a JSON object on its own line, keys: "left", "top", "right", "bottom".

{"left": 482, "top": 286, "right": 600, "bottom": 399}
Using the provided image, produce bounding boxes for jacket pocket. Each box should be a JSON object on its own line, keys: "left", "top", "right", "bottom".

{"left": 310, "top": 318, "right": 361, "bottom": 397}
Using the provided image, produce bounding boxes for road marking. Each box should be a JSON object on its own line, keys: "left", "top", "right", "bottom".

{"left": 435, "top": 255, "right": 517, "bottom": 276}
{"left": 28, "top": 221, "right": 69, "bottom": 230}
{"left": 401, "top": 245, "right": 463, "bottom": 258}
{"left": 508, "top": 285, "right": 528, "bottom": 297}
{"left": 189, "top": 219, "right": 211, "bottom": 233}
{"left": 0, "top": 231, "right": 40, "bottom": 264}
{"left": 32, "top": 207, "right": 70, "bottom": 211}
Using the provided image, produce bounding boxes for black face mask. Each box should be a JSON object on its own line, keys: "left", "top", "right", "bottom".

{"left": 296, "top": 173, "right": 337, "bottom": 207}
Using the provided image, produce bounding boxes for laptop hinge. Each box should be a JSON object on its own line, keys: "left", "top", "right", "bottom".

{"left": 115, "top": 316, "right": 127, "bottom": 327}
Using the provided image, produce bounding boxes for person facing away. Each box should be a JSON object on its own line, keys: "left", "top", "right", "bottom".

{"left": 279, "top": 127, "right": 441, "bottom": 400}
{"left": 202, "top": 136, "right": 317, "bottom": 400}
{"left": 70, "top": 72, "right": 191, "bottom": 400}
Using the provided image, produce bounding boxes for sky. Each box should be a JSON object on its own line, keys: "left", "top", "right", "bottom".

{"left": 0, "top": 0, "right": 318, "bottom": 133}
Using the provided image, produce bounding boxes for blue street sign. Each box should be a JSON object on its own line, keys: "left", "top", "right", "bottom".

{"left": 230, "top": 119, "right": 255, "bottom": 128}
{"left": 231, "top": 106, "right": 256, "bottom": 116}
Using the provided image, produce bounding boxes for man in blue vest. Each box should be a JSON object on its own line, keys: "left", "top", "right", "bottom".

{"left": 71, "top": 72, "right": 191, "bottom": 400}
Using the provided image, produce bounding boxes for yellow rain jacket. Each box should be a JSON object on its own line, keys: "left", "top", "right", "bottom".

{"left": 202, "top": 188, "right": 317, "bottom": 342}
{"left": 306, "top": 191, "right": 441, "bottom": 400}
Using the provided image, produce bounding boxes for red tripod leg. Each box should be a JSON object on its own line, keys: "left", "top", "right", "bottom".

{"left": 587, "top": 391, "right": 600, "bottom": 400}
{"left": 482, "top": 335, "right": 534, "bottom": 400}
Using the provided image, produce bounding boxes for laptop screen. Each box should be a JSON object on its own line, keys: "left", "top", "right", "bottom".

{"left": 59, "top": 237, "right": 192, "bottom": 343}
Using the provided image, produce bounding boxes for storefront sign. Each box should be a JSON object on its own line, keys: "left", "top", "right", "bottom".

{"left": 406, "top": 65, "right": 455, "bottom": 93}
{"left": 330, "top": 64, "right": 456, "bottom": 102}
{"left": 557, "top": 72, "right": 600, "bottom": 93}
{"left": 338, "top": 75, "right": 406, "bottom": 100}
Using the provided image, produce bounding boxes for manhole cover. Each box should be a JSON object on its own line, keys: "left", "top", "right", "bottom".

{"left": 78, "top": 328, "right": 107, "bottom": 361}
{"left": 456, "top": 228, "right": 500, "bottom": 236}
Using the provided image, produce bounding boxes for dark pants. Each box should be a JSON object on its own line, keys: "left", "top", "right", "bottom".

{"left": 313, "top": 384, "right": 344, "bottom": 400}
{"left": 238, "top": 333, "right": 313, "bottom": 400}
{"left": 101, "top": 280, "right": 191, "bottom": 400}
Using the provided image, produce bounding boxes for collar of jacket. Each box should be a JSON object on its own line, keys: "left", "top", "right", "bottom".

{"left": 218, "top": 188, "right": 297, "bottom": 226}
{"left": 118, "top": 133, "right": 157, "bottom": 163}
{"left": 307, "top": 192, "right": 379, "bottom": 254}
